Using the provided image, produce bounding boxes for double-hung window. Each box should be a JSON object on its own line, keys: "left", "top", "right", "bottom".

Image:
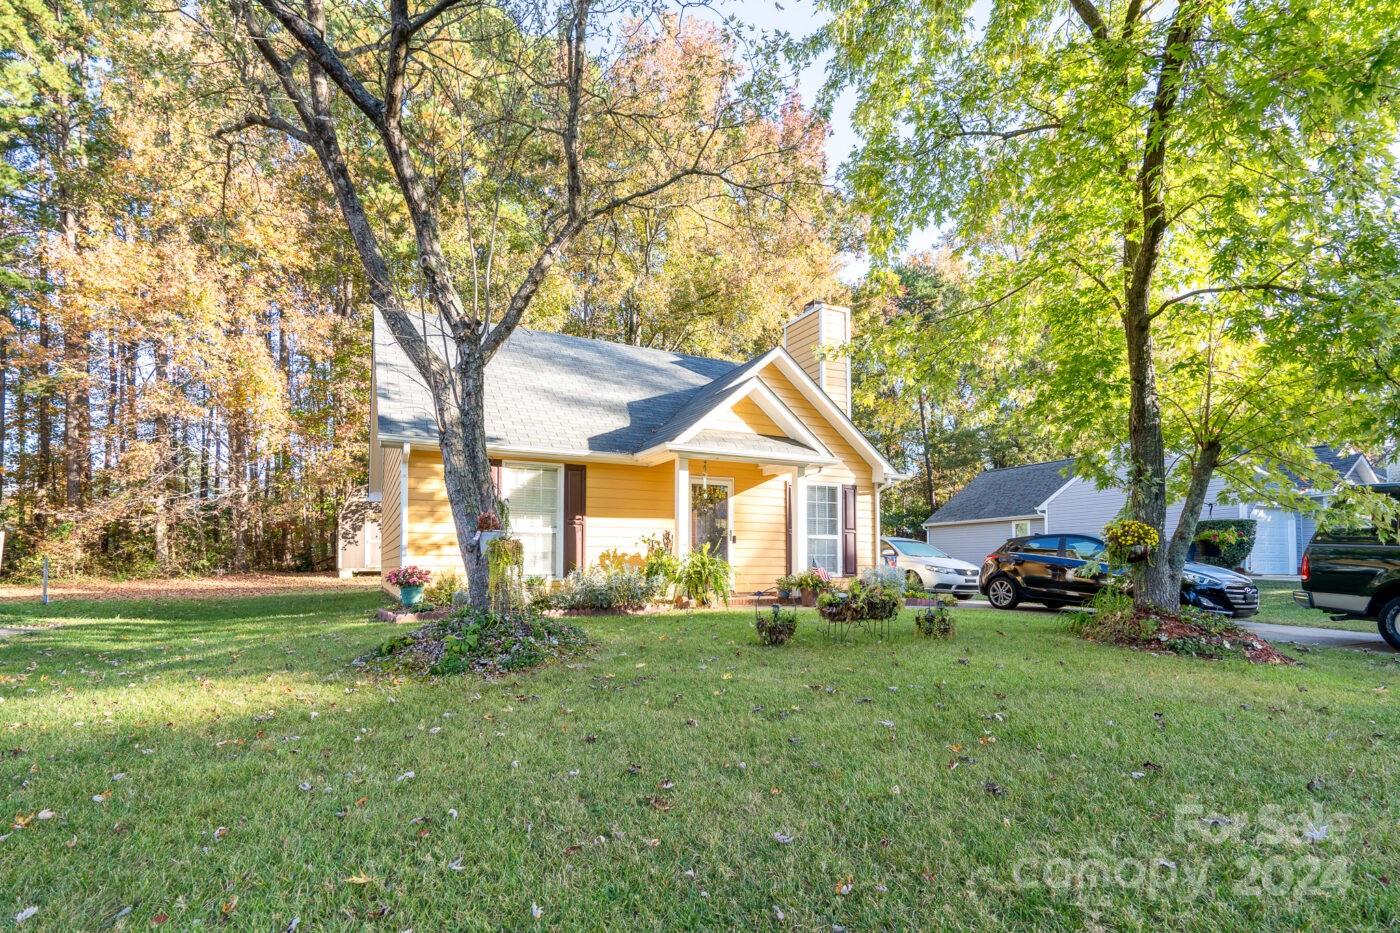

{"left": 806, "top": 483, "right": 840, "bottom": 574}
{"left": 501, "top": 463, "right": 561, "bottom": 577}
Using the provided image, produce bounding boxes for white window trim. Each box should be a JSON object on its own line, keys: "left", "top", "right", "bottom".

{"left": 1011, "top": 519, "right": 1032, "bottom": 537}
{"left": 501, "top": 460, "right": 565, "bottom": 579}
{"left": 806, "top": 481, "right": 843, "bottom": 575}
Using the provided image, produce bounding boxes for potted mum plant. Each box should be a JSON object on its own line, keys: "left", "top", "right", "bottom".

{"left": 476, "top": 509, "right": 504, "bottom": 549}
{"left": 386, "top": 565, "right": 432, "bottom": 608}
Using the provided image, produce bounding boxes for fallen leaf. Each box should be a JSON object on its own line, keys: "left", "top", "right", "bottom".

{"left": 531, "top": 902, "right": 544, "bottom": 920}
{"left": 773, "top": 832, "right": 794, "bottom": 844}
{"left": 834, "top": 876, "right": 854, "bottom": 896}
{"left": 344, "top": 873, "right": 374, "bottom": 885}
{"left": 220, "top": 896, "right": 238, "bottom": 916}
{"left": 15, "top": 906, "right": 38, "bottom": 924}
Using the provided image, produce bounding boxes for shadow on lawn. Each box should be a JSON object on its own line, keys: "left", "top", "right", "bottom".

{"left": 0, "top": 591, "right": 394, "bottom": 693}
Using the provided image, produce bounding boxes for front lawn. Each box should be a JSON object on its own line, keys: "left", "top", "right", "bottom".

{"left": 1253, "top": 580, "right": 1377, "bottom": 633}
{"left": 1, "top": 592, "right": 1396, "bottom": 929}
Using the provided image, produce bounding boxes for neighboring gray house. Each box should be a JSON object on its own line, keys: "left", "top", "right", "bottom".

{"left": 922, "top": 446, "right": 1381, "bottom": 575}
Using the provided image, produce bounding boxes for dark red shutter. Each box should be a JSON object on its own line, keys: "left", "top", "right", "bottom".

{"left": 841, "top": 483, "right": 857, "bottom": 576}
{"left": 489, "top": 459, "right": 502, "bottom": 498}
{"left": 564, "top": 464, "right": 586, "bottom": 573}
{"left": 784, "top": 481, "right": 792, "bottom": 574}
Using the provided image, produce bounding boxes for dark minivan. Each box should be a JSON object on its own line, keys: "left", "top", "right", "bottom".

{"left": 1294, "top": 483, "right": 1400, "bottom": 651}
{"left": 979, "top": 533, "right": 1260, "bottom": 617}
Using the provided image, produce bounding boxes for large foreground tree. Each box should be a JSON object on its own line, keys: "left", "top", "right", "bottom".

{"left": 823, "top": 0, "right": 1400, "bottom": 607}
{"left": 208, "top": 0, "right": 820, "bottom": 604}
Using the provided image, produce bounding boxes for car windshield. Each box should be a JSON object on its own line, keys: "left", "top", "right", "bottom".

{"left": 887, "top": 539, "right": 950, "bottom": 559}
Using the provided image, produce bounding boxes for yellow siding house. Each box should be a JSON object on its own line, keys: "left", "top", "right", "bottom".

{"left": 369, "top": 301, "right": 899, "bottom": 595}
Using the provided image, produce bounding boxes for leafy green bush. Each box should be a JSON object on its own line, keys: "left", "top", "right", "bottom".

{"left": 363, "top": 607, "right": 588, "bottom": 676}
{"left": 550, "top": 568, "right": 658, "bottom": 612}
{"left": 424, "top": 570, "right": 464, "bottom": 607}
{"left": 1193, "top": 519, "right": 1257, "bottom": 569}
{"left": 1064, "top": 586, "right": 1158, "bottom": 642}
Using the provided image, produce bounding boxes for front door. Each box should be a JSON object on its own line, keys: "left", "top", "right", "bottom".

{"left": 691, "top": 479, "right": 733, "bottom": 561}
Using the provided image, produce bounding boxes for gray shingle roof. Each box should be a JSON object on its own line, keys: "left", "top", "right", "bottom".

{"left": 376, "top": 312, "right": 771, "bottom": 455}
{"left": 924, "top": 444, "right": 1374, "bottom": 527}
{"left": 923, "top": 459, "right": 1076, "bottom": 525}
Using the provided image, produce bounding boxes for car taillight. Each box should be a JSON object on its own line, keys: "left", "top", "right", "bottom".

{"left": 1300, "top": 552, "right": 1309, "bottom": 581}
{"left": 983, "top": 554, "right": 998, "bottom": 564}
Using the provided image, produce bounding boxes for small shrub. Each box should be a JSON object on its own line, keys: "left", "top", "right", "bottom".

{"left": 755, "top": 606, "right": 798, "bottom": 646}
{"left": 551, "top": 568, "right": 658, "bottom": 612}
{"left": 775, "top": 574, "right": 801, "bottom": 597}
{"left": 424, "top": 570, "right": 463, "bottom": 607}
{"left": 523, "top": 575, "right": 553, "bottom": 609}
{"left": 1064, "top": 587, "right": 1158, "bottom": 643}
{"left": 639, "top": 533, "right": 680, "bottom": 594}
{"left": 914, "top": 598, "right": 956, "bottom": 639}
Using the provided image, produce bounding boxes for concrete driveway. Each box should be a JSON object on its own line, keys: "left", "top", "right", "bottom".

{"left": 1239, "top": 622, "right": 1395, "bottom": 654}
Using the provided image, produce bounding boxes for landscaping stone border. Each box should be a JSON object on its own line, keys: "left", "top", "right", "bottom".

{"left": 376, "top": 607, "right": 453, "bottom": 624}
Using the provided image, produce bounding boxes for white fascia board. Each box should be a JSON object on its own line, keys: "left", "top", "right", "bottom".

{"left": 674, "top": 376, "right": 833, "bottom": 460}
{"left": 1034, "top": 475, "right": 1078, "bottom": 515}
{"left": 663, "top": 443, "right": 837, "bottom": 468}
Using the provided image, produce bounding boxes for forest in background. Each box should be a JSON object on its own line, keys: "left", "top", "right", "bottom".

{"left": 0, "top": 0, "right": 851, "bottom": 579}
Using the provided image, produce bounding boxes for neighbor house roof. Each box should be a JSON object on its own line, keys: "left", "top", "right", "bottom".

{"left": 922, "top": 458, "right": 1076, "bottom": 526}
{"left": 923, "top": 444, "right": 1377, "bottom": 527}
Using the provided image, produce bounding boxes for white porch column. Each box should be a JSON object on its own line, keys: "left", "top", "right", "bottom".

{"left": 674, "top": 457, "right": 690, "bottom": 556}
{"left": 792, "top": 467, "right": 808, "bottom": 573}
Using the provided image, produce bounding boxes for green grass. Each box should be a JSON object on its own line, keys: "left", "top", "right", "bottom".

{"left": 1253, "top": 580, "right": 1378, "bottom": 633}
{"left": 2, "top": 592, "right": 1397, "bottom": 930}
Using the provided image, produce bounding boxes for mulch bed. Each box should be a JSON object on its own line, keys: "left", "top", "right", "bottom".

{"left": 1147, "top": 613, "right": 1297, "bottom": 665}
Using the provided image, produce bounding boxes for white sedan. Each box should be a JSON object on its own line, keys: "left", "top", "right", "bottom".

{"left": 880, "top": 537, "right": 981, "bottom": 598}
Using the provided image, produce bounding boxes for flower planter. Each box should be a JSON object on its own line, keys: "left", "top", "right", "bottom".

{"left": 399, "top": 583, "right": 425, "bottom": 608}
{"left": 477, "top": 529, "right": 504, "bottom": 549}
{"left": 799, "top": 589, "right": 817, "bottom": 607}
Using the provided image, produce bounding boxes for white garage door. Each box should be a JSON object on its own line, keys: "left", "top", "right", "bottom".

{"left": 1247, "top": 506, "right": 1296, "bottom": 575}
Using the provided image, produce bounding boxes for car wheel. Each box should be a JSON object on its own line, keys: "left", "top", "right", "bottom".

{"left": 1379, "top": 597, "right": 1400, "bottom": 652}
{"left": 905, "top": 570, "right": 924, "bottom": 590}
{"left": 986, "top": 576, "right": 1021, "bottom": 610}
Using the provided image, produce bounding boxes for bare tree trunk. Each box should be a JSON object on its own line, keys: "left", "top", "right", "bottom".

{"left": 153, "top": 343, "right": 172, "bottom": 570}
{"left": 1163, "top": 441, "right": 1222, "bottom": 576}
{"left": 916, "top": 388, "right": 936, "bottom": 515}
{"left": 1117, "top": 3, "right": 1204, "bottom": 609}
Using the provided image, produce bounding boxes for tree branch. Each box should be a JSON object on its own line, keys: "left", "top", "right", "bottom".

{"left": 216, "top": 112, "right": 311, "bottom": 145}
{"left": 1068, "top": 0, "right": 1110, "bottom": 41}
{"left": 250, "top": 0, "right": 386, "bottom": 125}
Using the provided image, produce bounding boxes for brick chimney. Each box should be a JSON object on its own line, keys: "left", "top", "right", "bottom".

{"left": 783, "top": 300, "right": 851, "bottom": 414}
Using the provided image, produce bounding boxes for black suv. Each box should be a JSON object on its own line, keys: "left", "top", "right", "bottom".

{"left": 979, "top": 533, "right": 1260, "bottom": 617}
{"left": 1293, "top": 483, "right": 1400, "bottom": 651}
